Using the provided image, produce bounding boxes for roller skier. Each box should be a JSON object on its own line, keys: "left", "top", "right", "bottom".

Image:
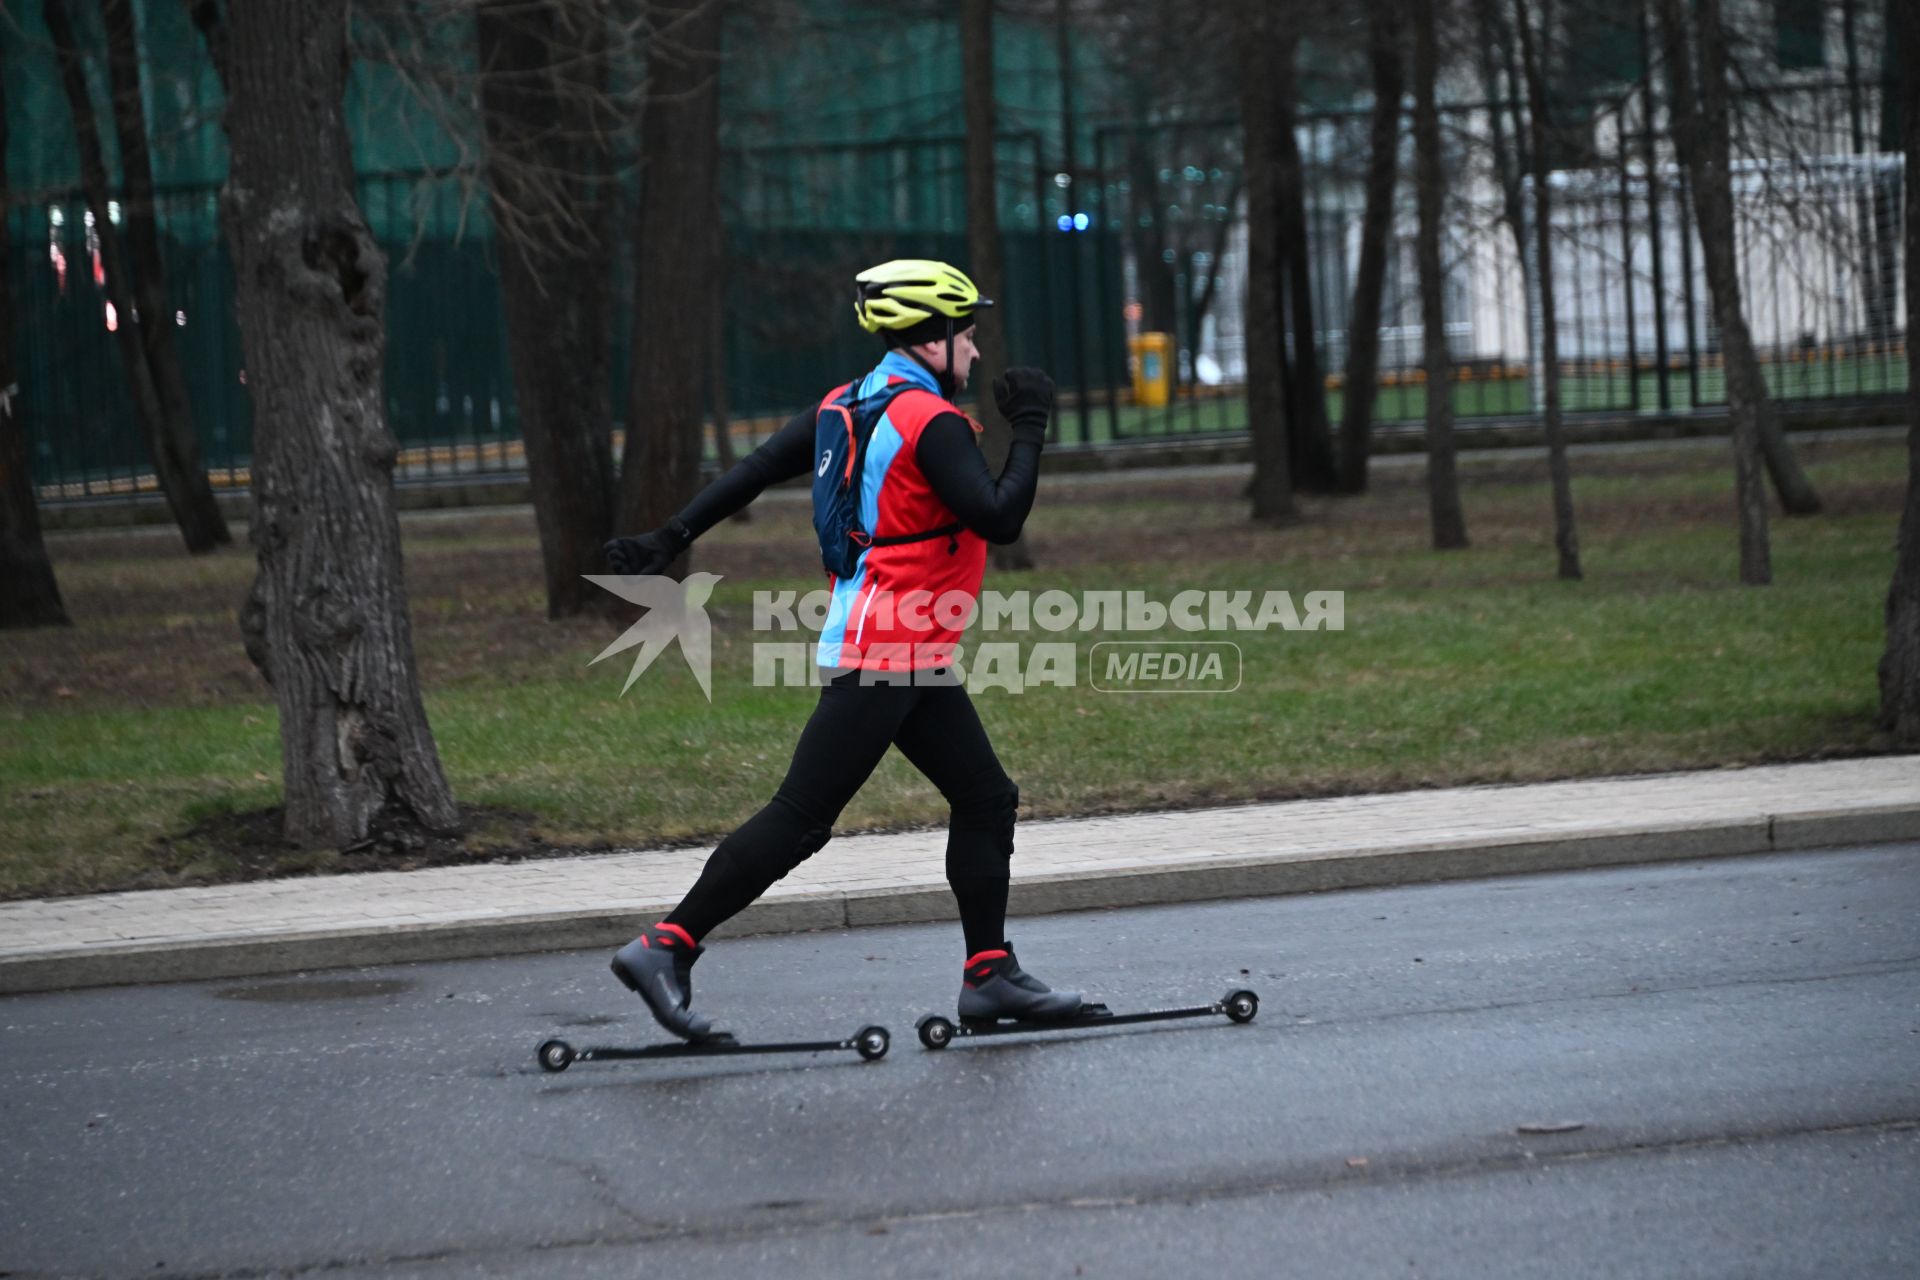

{"left": 603, "top": 260, "right": 1086, "bottom": 1041}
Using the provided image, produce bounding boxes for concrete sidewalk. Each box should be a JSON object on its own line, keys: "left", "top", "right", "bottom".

{"left": 2, "top": 756, "right": 1915, "bottom": 995}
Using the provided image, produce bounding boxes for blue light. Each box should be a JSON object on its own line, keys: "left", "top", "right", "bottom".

{"left": 1073, "top": 212, "right": 1090, "bottom": 231}
{"left": 1057, "top": 214, "right": 1074, "bottom": 232}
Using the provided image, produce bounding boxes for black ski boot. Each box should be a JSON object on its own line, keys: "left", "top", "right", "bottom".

{"left": 610, "top": 923, "right": 717, "bottom": 1041}
{"left": 957, "top": 942, "right": 1085, "bottom": 1024}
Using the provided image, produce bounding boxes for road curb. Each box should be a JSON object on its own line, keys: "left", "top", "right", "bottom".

{"left": 4, "top": 803, "right": 1915, "bottom": 996}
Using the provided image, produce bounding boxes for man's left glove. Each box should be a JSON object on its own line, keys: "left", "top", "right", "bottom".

{"left": 604, "top": 516, "right": 692, "bottom": 576}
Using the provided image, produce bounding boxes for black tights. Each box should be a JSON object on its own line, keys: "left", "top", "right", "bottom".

{"left": 665, "top": 669, "right": 1018, "bottom": 957}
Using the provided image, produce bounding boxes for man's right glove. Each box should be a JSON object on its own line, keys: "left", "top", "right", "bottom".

{"left": 604, "top": 517, "right": 692, "bottom": 576}
{"left": 993, "top": 367, "right": 1055, "bottom": 446}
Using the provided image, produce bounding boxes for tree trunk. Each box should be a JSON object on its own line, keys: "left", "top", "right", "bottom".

{"left": 1876, "top": 3, "right": 1920, "bottom": 745}
{"left": 1274, "top": 18, "right": 1337, "bottom": 494}
{"left": 962, "top": 0, "right": 1036, "bottom": 570}
{"left": 1337, "top": 0, "right": 1404, "bottom": 495}
{"left": 1655, "top": 0, "right": 1770, "bottom": 582}
{"left": 476, "top": 0, "right": 618, "bottom": 619}
{"left": 1237, "top": 1, "right": 1297, "bottom": 523}
{"left": 45, "top": 0, "right": 228, "bottom": 554}
{"left": 1667, "top": 0, "right": 1820, "bottom": 520}
{"left": 708, "top": 210, "right": 743, "bottom": 502}
{"left": 1516, "top": 0, "right": 1580, "bottom": 580}
{"left": 0, "top": 69, "right": 71, "bottom": 629}
{"left": 1413, "top": 0, "right": 1468, "bottom": 549}
{"left": 217, "top": 0, "right": 460, "bottom": 847}
{"left": 1183, "top": 171, "right": 1241, "bottom": 365}
{"left": 1127, "top": 128, "right": 1179, "bottom": 336}
{"left": 618, "top": 0, "right": 725, "bottom": 576}
{"left": 103, "top": 0, "right": 230, "bottom": 552}
{"left": 1476, "top": 0, "right": 1535, "bottom": 357}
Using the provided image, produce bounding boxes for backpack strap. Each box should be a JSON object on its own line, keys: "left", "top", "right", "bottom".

{"left": 832, "top": 377, "right": 914, "bottom": 492}
{"left": 832, "top": 379, "right": 968, "bottom": 555}
{"left": 859, "top": 521, "right": 965, "bottom": 551}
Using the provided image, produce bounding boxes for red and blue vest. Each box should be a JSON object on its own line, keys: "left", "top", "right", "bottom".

{"left": 815, "top": 352, "right": 988, "bottom": 671}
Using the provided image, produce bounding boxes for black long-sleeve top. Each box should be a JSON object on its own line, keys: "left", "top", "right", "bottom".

{"left": 674, "top": 404, "right": 1043, "bottom": 546}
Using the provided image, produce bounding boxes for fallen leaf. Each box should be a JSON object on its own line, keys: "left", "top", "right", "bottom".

{"left": 1516, "top": 1121, "right": 1585, "bottom": 1135}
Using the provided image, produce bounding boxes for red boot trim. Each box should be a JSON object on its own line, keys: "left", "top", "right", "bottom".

{"left": 657, "top": 922, "right": 698, "bottom": 948}
{"left": 963, "top": 948, "right": 1009, "bottom": 969}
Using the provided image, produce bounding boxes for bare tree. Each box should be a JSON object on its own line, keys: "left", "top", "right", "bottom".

{"left": 475, "top": 0, "right": 619, "bottom": 618}
{"left": 707, "top": 201, "right": 743, "bottom": 499}
{"left": 1655, "top": 0, "right": 1819, "bottom": 532}
{"left": 200, "top": 0, "right": 460, "bottom": 847}
{"left": 618, "top": 0, "right": 725, "bottom": 570}
{"left": 100, "top": 0, "right": 229, "bottom": 551}
{"left": 44, "top": 0, "right": 230, "bottom": 554}
{"left": 1336, "top": 0, "right": 1405, "bottom": 494}
{"left": 1472, "top": 0, "right": 1533, "bottom": 344}
{"left": 1237, "top": 0, "right": 1297, "bottom": 523}
{"left": 1273, "top": 7, "right": 1338, "bottom": 493}
{"left": 1515, "top": 0, "right": 1579, "bottom": 580}
{"left": 962, "top": 0, "right": 1036, "bottom": 570}
{"left": 1, "top": 65, "right": 70, "bottom": 629}
{"left": 1125, "top": 127, "right": 1181, "bottom": 338}
{"left": 1413, "top": 0, "right": 1468, "bottom": 549}
{"left": 1178, "top": 166, "right": 1241, "bottom": 378}
{"left": 1653, "top": 0, "right": 1769, "bottom": 581}
{"left": 1877, "top": 0, "right": 1920, "bottom": 746}
{"left": 1089, "top": 1, "right": 1242, "bottom": 398}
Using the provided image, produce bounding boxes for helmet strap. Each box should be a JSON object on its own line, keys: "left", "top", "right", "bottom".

{"left": 900, "top": 319, "right": 960, "bottom": 399}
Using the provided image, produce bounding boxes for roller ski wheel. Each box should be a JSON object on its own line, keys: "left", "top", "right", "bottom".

{"left": 915, "top": 988, "right": 1260, "bottom": 1050}
{"left": 533, "top": 1023, "right": 890, "bottom": 1071}
{"left": 854, "top": 1025, "right": 892, "bottom": 1061}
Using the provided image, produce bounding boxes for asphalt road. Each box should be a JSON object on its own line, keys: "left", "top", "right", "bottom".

{"left": 4, "top": 844, "right": 1916, "bottom": 1279}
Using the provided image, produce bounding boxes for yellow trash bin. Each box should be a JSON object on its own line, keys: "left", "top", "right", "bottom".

{"left": 1129, "top": 332, "right": 1173, "bottom": 408}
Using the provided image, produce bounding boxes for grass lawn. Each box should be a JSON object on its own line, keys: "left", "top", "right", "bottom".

{"left": 0, "top": 434, "right": 1905, "bottom": 899}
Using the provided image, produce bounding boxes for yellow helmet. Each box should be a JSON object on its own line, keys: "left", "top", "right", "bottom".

{"left": 853, "top": 259, "right": 994, "bottom": 334}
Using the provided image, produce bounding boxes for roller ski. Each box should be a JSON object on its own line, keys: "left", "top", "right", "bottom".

{"left": 914, "top": 943, "right": 1257, "bottom": 1050}
{"left": 539, "top": 923, "right": 889, "bottom": 1071}
{"left": 536, "top": 1024, "right": 890, "bottom": 1072}
{"left": 535, "top": 923, "right": 893, "bottom": 1071}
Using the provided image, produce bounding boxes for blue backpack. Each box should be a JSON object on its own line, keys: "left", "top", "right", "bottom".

{"left": 811, "top": 379, "right": 964, "bottom": 579}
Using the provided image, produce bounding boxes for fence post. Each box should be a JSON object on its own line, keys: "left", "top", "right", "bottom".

{"left": 1093, "top": 126, "right": 1122, "bottom": 444}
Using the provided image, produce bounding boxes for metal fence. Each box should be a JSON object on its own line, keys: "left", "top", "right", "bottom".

{"left": 1081, "top": 79, "right": 1907, "bottom": 444}
{"left": 12, "top": 135, "right": 1128, "bottom": 500}
{"left": 12, "top": 83, "right": 1909, "bottom": 503}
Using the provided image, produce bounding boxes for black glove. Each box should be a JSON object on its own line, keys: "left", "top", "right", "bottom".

{"left": 993, "top": 367, "right": 1055, "bottom": 446}
{"left": 604, "top": 517, "right": 692, "bottom": 576}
